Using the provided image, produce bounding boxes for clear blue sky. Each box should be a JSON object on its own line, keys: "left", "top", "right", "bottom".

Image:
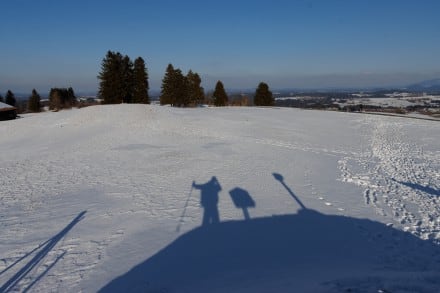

{"left": 1, "top": 0, "right": 440, "bottom": 94}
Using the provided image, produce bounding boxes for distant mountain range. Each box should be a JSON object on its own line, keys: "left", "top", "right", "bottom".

{"left": 406, "top": 78, "right": 440, "bottom": 91}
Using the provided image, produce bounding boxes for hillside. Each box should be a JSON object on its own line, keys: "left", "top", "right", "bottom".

{"left": 408, "top": 78, "right": 440, "bottom": 91}
{"left": 0, "top": 105, "right": 439, "bottom": 292}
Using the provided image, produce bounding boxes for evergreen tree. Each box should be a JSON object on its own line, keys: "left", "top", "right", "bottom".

{"left": 173, "top": 68, "right": 188, "bottom": 107}
{"left": 186, "top": 70, "right": 204, "bottom": 105}
{"left": 121, "top": 55, "right": 134, "bottom": 103}
{"left": 28, "top": 89, "right": 41, "bottom": 112}
{"left": 67, "top": 87, "right": 77, "bottom": 107}
{"left": 67, "top": 87, "right": 74, "bottom": 101}
{"left": 49, "top": 87, "right": 77, "bottom": 110}
{"left": 160, "top": 64, "right": 176, "bottom": 105}
{"left": 49, "top": 88, "right": 61, "bottom": 110}
{"left": 133, "top": 57, "right": 150, "bottom": 104}
{"left": 5, "top": 90, "right": 16, "bottom": 107}
{"left": 161, "top": 65, "right": 201, "bottom": 107}
{"left": 0, "top": 94, "right": 3, "bottom": 103}
{"left": 98, "top": 51, "right": 134, "bottom": 104}
{"left": 98, "top": 51, "right": 118, "bottom": 104}
{"left": 213, "top": 81, "right": 228, "bottom": 106}
{"left": 254, "top": 82, "right": 274, "bottom": 106}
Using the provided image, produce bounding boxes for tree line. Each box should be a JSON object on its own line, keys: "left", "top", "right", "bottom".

{"left": 98, "top": 51, "right": 274, "bottom": 107}
{"left": 1, "top": 50, "right": 274, "bottom": 115}
{"left": 0, "top": 88, "right": 78, "bottom": 114}
{"left": 98, "top": 51, "right": 149, "bottom": 104}
{"left": 159, "top": 64, "right": 204, "bottom": 106}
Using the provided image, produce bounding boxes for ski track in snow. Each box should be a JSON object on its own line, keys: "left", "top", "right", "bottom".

{"left": 338, "top": 116, "right": 440, "bottom": 243}
{"left": 0, "top": 105, "right": 438, "bottom": 292}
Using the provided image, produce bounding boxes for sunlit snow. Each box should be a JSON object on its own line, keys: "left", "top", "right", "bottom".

{"left": 1, "top": 105, "right": 439, "bottom": 292}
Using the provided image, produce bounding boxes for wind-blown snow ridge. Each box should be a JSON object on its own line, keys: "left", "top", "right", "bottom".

{"left": 0, "top": 105, "right": 439, "bottom": 292}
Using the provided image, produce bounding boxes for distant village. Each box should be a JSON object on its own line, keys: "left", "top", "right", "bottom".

{"left": 273, "top": 89, "right": 440, "bottom": 119}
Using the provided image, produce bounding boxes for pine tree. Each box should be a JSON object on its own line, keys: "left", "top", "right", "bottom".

{"left": 49, "top": 88, "right": 77, "bottom": 110}
{"left": 160, "top": 65, "right": 200, "bottom": 107}
{"left": 121, "top": 55, "right": 134, "bottom": 103}
{"left": 5, "top": 90, "right": 16, "bottom": 107}
{"left": 213, "top": 81, "right": 228, "bottom": 106}
{"left": 160, "top": 64, "right": 175, "bottom": 105}
{"left": 98, "top": 51, "right": 134, "bottom": 104}
{"left": 67, "top": 87, "right": 77, "bottom": 107}
{"left": 187, "top": 70, "right": 204, "bottom": 105}
{"left": 173, "top": 69, "right": 188, "bottom": 107}
{"left": 0, "top": 94, "right": 3, "bottom": 103}
{"left": 254, "top": 82, "right": 274, "bottom": 106}
{"left": 49, "top": 88, "right": 61, "bottom": 110}
{"left": 27, "top": 89, "right": 41, "bottom": 112}
{"left": 98, "top": 51, "right": 118, "bottom": 104}
{"left": 133, "top": 57, "right": 150, "bottom": 104}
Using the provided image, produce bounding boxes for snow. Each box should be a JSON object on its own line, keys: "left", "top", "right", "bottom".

{"left": 0, "top": 105, "right": 439, "bottom": 292}
{"left": 338, "top": 95, "right": 440, "bottom": 108}
{"left": 0, "top": 102, "right": 15, "bottom": 110}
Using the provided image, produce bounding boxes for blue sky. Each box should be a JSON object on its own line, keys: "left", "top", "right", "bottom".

{"left": 1, "top": 0, "right": 440, "bottom": 94}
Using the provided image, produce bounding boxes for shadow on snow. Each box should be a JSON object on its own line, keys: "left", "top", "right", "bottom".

{"left": 99, "top": 175, "right": 440, "bottom": 293}
{"left": 393, "top": 179, "right": 440, "bottom": 197}
{"left": 0, "top": 211, "right": 86, "bottom": 293}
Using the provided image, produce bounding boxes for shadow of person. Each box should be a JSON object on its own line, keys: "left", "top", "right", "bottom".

{"left": 193, "top": 177, "right": 222, "bottom": 226}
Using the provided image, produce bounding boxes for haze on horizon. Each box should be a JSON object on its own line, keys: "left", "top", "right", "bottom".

{"left": 1, "top": 0, "right": 439, "bottom": 94}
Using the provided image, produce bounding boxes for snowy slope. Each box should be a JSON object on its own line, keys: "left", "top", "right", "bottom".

{"left": 0, "top": 105, "right": 439, "bottom": 292}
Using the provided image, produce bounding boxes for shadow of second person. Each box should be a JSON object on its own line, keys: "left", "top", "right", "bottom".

{"left": 193, "top": 177, "right": 222, "bottom": 226}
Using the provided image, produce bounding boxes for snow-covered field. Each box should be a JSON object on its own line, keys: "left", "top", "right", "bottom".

{"left": 340, "top": 95, "right": 440, "bottom": 108}
{"left": 0, "top": 105, "right": 439, "bottom": 292}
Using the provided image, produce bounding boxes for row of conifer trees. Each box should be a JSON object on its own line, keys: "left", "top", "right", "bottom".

{"left": 98, "top": 51, "right": 274, "bottom": 107}
{"left": 2, "top": 50, "right": 274, "bottom": 115}
{"left": 159, "top": 64, "right": 204, "bottom": 106}
{"left": 0, "top": 88, "right": 73, "bottom": 113}
{"left": 98, "top": 51, "right": 150, "bottom": 104}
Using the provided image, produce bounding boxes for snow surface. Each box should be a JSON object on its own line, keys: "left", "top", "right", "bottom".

{"left": 339, "top": 95, "right": 440, "bottom": 108}
{"left": 0, "top": 102, "right": 15, "bottom": 110}
{"left": 0, "top": 105, "right": 439, "bottom": 292}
